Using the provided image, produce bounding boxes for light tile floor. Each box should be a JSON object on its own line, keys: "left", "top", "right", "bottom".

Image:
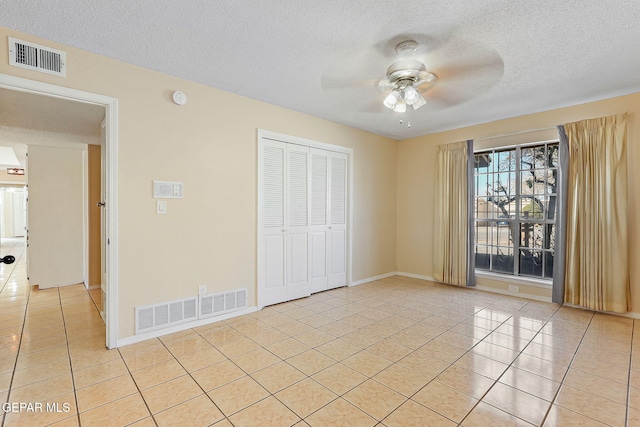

{"left": 0, "top": 238, "right": 638, "bottom": 426}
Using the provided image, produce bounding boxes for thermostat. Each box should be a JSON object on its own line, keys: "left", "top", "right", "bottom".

{"left": 153, "top": 181, "right": 183, "bottom": 199}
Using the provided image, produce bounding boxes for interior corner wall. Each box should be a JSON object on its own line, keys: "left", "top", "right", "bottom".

{"left": 0, "top": 27, "right": 397, "bottom": 339}
{"left": 397, "top": 92, "right": 640, "bottom": 308}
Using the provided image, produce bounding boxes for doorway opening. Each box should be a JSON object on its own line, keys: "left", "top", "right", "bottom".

{"left": 0, "top": 74, "right": 118, "bottom": 349}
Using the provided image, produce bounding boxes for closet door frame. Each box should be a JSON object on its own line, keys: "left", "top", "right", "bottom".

{"left": 257, "top": 129, "right": 353, "bottom": 309}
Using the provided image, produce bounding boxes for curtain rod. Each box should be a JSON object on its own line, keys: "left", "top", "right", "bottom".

{"left": 474, "top": 126, "right": 558, "bottom": 142}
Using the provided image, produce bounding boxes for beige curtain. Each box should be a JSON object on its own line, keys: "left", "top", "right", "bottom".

{"left": 433, "top": 141, "right": 469, "bottom": 286}
{"left": 564, "top": 114, "right": 629, "bottom": 313}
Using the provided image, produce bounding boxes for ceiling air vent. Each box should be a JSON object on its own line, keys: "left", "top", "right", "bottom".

{"left": 8, "top": 37, "right": 66, "bottom": 77}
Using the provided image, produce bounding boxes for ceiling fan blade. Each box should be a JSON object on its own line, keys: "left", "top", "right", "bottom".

{"left": 419, "top": 37, "right": 505, "bottom": 106}
{"left": 320, "top": 76, "right": 380, "bottom": 91}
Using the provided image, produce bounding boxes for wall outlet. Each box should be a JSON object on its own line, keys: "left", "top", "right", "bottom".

{"left": 508, "top": 285, "right": 520, "bottom": 293}
{"left": 198, "top": 285, "right": 207, "bottom": 297}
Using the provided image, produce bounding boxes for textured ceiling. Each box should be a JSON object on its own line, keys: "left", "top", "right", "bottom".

{"left": 2, "top": 1, "right": 640, "bottom": 139}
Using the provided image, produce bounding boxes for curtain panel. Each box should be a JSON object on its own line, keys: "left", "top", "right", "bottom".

{"left": 552, "top": 126, "right": 569, "bottom": 304}
{"left": 563, "top": 114, "right": 629, "bottom": 313}
{"left": 433, "top": 140, "right": 474, "bottom": 286}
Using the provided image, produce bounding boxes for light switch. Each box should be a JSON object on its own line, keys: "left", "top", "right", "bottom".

{"left": 157, "top": 200, "right": 167, "bottom": 214}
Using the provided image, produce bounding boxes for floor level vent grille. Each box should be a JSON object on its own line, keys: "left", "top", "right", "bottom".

{"left": 135, "top": 296, "right": 198, "bottom": 334}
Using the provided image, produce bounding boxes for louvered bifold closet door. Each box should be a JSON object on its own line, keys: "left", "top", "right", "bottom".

{"left": 286, "top": 144, "right": 312, "bottom": 300}
{"left": 260, "top": 140, "right": 287, "bottom": 305}
{"left": 309, "top": 149, "right": 329, "bottom": 293}
{"left": 328, "top": 152, "right": 348, "bottom": 289}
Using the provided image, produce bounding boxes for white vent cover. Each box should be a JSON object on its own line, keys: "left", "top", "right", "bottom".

{"left": 8, "top": 37, "right": 66, "bottom": 77}
{"left": 135, "top": 296, "right": 198, "bottom": 334}
{"left": 199, "top": 288, "right": 248, "bottom": 319}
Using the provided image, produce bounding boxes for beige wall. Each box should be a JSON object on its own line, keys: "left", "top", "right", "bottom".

{"left": 397, "top": 93, "right": 640, "bottom": 308}
{"left": 0, "top": 169, "right": 25, "bottom": 184}
{"left": 0, "top": 27, "right": 398, "bottom": 339}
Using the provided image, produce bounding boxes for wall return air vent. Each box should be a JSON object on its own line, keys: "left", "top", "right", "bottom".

{"left": 135, "top": 296, "right": 198, "bottom": 335}
{"left": 199, "top": 288, "right": 248, "bottom": 319}
{"left": 8, "top": 37, "right": 66, "bottom": 77}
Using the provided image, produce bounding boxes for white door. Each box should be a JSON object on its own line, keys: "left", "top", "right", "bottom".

{"left": 309, "top": 149, "right": 329, "bottom": 293}
{"left": 258, "top": 133, "right": 349, "bottom": 307}
{"left": 259, "top": 140, "right": 313, "bottom": 305}
{"left": 328, "top": 153, "right": 347, "bottom": 289}
{"left": 285, "top": 144, "right": 311, "bottom": 300}
{"left": 27, "top": 145, "right": 85, "bottom": 288}
{"left": 259, "top": 141, "right": 287, "bottom": 306}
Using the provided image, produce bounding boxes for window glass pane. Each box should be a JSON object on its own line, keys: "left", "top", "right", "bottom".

{"left": 497, "top": 150, "right": 514, "bottom": 172}
{"left": 546, "top": 169, "right": 557, "bottom": 192}
{"left": 476, "top": 221, "right": 491, "bottom": 245}
{"left": 545, "top": 196, "right": 556, "bottom": 221}
{"left": 475, "top": 197, "right": 490, "bottom": 219}
{"left": 520, "top": 198, "right": 543, "bottom": 220}
{"left": 521, "top": 171, "right": 551, "bottom": 196}
{"left": 474, "top": 153, "right": 491, "bottom": 174}
{"left": 521, "top": 148, "right": 534, "bottom": 169}
{"left": 521, "top": 171, "right": 535, "bottom": 195}
{"left": 475, "top": 246, "right": 490, "bottom": 270}
{"left": 493, "top": 247, "right": 514, "bottom": 273}
{"left": 519, "top": 222, "right": 544, "bottom": 249}
{"left": 495, "top": 221, "right": 512, "bottom": 247}
{"left": 548, "top": 144, "right": 559, "bottom": 168}
{"left": 520, "top": 249, "right": 543, "bottom": 277}
{"left": 544, "top": 224, "right": 556, "bottom": 251}
{"left": 532, "top": 146, "right": 546, "bottom": 169}
{"left": 544, "top": 251, "right": 554, "bottom": 279}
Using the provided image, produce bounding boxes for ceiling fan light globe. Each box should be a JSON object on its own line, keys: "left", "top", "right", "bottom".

{"left": 383, "top": 90, "right": 400, "bottom": 109}
{"left": 412, "top": 92, "right": 427, "bottom": 110}
{"left": 404, "top": 86, "right": 419, "bottom": 104}
{"left": 393, "top": 99, "right": 407, "bottom": 113}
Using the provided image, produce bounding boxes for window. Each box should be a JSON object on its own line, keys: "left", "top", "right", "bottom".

{"left": 474, "top": 141, "right": 559, "bottom": 281}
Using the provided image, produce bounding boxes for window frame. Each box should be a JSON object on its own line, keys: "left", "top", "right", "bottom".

{"left": 473, "top": 139, "right": 559, "bottom": 284}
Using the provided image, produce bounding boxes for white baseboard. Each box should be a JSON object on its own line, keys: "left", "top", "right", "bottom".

{"left": 617, "top": 311, "right": 640, "bottom": 320}
{"left": 563, "top": 303, "right": 640, "bottom": 319}
{"left": 396, "top": 272, "right": 435, "bottom": 282}
{"left": 350, "top": 272, "right": 397, "bottom": 287}
{"left": 87, "top": 284, "right": 101, "bottom": 290}
{"left": 475, "top": 285, "right": 552, "bottom": 303}
{"left": 116, "top": 306, "right": 258, "bottom": 348}
{"left": 395, "top": 271, "right": 552, "bottom": 302}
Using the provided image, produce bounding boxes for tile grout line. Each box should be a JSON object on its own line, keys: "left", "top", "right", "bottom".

{"left": 117, "top": 346, "right": 160, "bottom": 426}
{"left": 1, "top": 246, "right": 28, "bottom": 427}
{"left": 626, "top": 319, "right": 635, "bottom": 427}
{"left": 155, "top": 332, "right": 237, "bottom": 425}
{"left": 537, "top": 310, "right": 595, "bottom": 427}
{"left": 58, "top": 286, "right": 83, "bottom": 427}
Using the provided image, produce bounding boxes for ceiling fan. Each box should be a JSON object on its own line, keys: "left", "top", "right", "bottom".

{"left": 377, "top": 40, "right": 438, "bottom": 113}
{"left": 321, "top": 33, "right": 504, "bottom": 117}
